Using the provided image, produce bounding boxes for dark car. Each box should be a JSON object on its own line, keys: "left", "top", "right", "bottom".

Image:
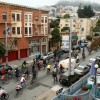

{"left": 53, "top": 49, "right": 63, "bottom": 57}
{"left": 59, "top": 71, "right": 79, "bottom": 86}
{"left": 0, "top": 65, "right": 12, "bottom": 75}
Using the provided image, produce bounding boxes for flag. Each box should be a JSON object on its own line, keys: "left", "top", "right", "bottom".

{"left": 90, "top": 61, "right": 96, "bottom": 75}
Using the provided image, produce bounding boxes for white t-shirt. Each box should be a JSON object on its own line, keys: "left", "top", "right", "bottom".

{"left": 20, "top": 77, "right": 25, "bottom": 83}
{"left": 0, "top": 89, "right": 7, "bottom": 96}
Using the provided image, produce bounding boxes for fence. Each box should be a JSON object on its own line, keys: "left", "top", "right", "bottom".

{"left": 53, "top": 73, "right": 90, "bottom": 100}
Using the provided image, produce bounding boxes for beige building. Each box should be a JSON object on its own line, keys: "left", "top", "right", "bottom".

{"left": 60, "top": 17, "right": 98, "bottom": 40}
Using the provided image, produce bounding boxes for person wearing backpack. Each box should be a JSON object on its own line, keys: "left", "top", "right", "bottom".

{"left": 52, "top": 68, "right": 58, "bottom": 83}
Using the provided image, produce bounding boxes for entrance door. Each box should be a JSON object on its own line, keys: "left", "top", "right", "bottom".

{"left": 20, "top": 49, "right": 27, "bottom": 58}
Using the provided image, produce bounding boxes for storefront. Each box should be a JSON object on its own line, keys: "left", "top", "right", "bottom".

{"left": 29, "top": 40, "right": 40, "bottom": 55}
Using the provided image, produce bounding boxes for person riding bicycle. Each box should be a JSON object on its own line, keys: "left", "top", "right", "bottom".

{"left": 1, "top": 68, "right": 6, "bottom": 75}
{"left": 16, "top": 83, "right": 22, "bottom": 94}
{"left": 20, "top": 74, "right": 26, "bottom": 86}
{"left": 0, "top": 86, "right": 7, "bottom": 99}
{"left": 47, "top": 64, "right": 51, "bottom": 72}
{"left": 15, "top": 68, "right": 20, "bottom": 78}
{"left": 32, "top": 69, "right": 37, "bottom": 80}
{"left": 22, "top": 61, "right": 27, "bottom": 68}
{"left": 24, "top": 68, "right": 30, "bottom": 78}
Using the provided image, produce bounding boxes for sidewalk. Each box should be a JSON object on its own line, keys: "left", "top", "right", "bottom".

{"left": 3, "top": 48, "right": 95, "bottom": 69}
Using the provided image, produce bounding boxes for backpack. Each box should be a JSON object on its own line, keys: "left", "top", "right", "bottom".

{"left": 53, "top": 72, "right": 57, "bottom": 77}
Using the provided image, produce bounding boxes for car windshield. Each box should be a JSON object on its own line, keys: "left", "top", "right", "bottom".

{"left": 76, "top": 66, "right": 84, "bottom": 71}
{"left": 43, "top": 53, "right": 47, "bottom": 56}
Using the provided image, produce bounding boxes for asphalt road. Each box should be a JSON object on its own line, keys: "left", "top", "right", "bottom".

{"left": 1, "top": 49, "right": 100, "bottom": 100}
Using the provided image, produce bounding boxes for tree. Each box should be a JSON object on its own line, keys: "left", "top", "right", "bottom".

{"left": 51, "top": 27, "right": 62, "bottom": 42}
{"left": 86, "top": 35, "right": 92, "bottom": 41}
{"left": 93, "top": 20, "right": 100, "bottom": 33}
{"left": 0, "top": 42, "right": 6, "bottom": 60}
{"left": 62, "top": 14, "right": 70, "bottom": 18}
{"left": 77, "top": 4, "right": 95, "bottom": 18}
{"left": 50, "top": 20, "right": 59, "bottom": 28}
{"left": 61, "top": 27, "right": 70, "bottom": 32}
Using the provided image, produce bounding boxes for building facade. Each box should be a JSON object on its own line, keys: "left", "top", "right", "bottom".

{"left": 0, "top": 2, "right": 49, "bottom": 62}
{"left": 60, "top": 17, "right": 98, "bottom": 40}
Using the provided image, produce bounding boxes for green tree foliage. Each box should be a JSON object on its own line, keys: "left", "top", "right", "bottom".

{"left": 61, "top": 27, "right": 70, "bottom": 32}
{"left": 93, "top": 20, "right": 100, "bottom": 32}
{"left": 62, "top": 14, "right": 70, "bottom": 18}
{"left": 51, "top": 27, "right": 62, "bottom": 42}
{"left": 0, "top": 42, "right": 6, "bottom": 59}
{"left": 86, "top": 35, "right": 92, "bottom": 41}
{"left": 50, "top": 20, "right": 59, "bottom": 28}
{"left": 77, "top": 4, "right": 95, "bottom": 18}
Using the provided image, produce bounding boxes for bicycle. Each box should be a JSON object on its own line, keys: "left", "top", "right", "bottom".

{"left": 14, "top": 88, "right": 23, "bottom": 98}
{"left": 0, "top": 93, "right": 9, "bottom": 100}
{"left": 0, "top": 76, "right": 10, "bottom": 84}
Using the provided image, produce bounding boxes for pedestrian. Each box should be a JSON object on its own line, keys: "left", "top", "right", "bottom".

{"left": 52, "top": 71, "right": 58, "bottom": 83}
{"left": 82, "top": 53, "right": 85, "bottom": 59}
{"left": 32, "top": 64, "right": 35, "bottom": 72}
{"left": 59, "top": 64, "right": 64, "bottom": 74}
{"left": 43, "top": 59, "right": 47, "bottom": 69}
{"left": 37, "top": 61, "right": 41, "bottom": 70}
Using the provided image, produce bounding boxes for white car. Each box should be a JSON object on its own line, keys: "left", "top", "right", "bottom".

{"left": 87, "top": 58, "right": 96, "bottom": 67}
{"left": 87, "top": 75, "right": 100, "bottom": 86}
{"left": 74, "top": 65, "right": 90, "bottom": 76}
{"left": 40, "top": 52, "right": 54, "bottom": 60}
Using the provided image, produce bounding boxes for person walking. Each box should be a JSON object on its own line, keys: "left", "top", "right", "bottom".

{"left": 37, "top": 61, "right": 41, "bottom": 70}
{"left": 43, "top": 59, "right": 47, "bottom": 69}
{"left": 52, "top": 67, "right": 58, "bottom": 83}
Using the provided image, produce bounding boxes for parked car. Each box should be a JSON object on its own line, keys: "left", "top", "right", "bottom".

{"left": 40, "top": 52, "right": 54, "bottom": 60}
{"left": 59, "top": 71, "right": 79, "bottom": 86}
{"left": 72, "top": 45, "right": 81, "bottom": 52}
{"left": 74, "top": 65, "right": 90, "bottom": 76}
{"left": 87, "top": 58, "right": 96, "bottom": 67}
{"left": 53, "top": 49, "right": 64, "bottom": 57}
{"left": 0, "top": 65, "right": 12, "bottom": 75}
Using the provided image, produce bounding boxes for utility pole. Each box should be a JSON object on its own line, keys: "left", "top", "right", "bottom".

{"left": 5, "top": 22, "right": 8, "bottom": 65}
{"left": 68, "top": 16, "right": 73, "bottom": 86}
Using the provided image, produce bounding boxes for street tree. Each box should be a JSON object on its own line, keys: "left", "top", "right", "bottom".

{"left": 77, "top": 4, "right": 95, "bottom": 18}
{"left": 0, "top": 42, "right": 6, "bottom": 60}
{"left": 62, "top": 14, "right": 70, "bottom": 18}
{"left": 50, "top": 20, "right": 59, "bottom": 28}
{"left": 51, "top": 27, "right": 62, "bottom": 42}
{"left": 61, "top": 27, "right": 70, "bottom": 32}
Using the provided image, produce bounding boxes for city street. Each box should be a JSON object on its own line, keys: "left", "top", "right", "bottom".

{"left": 1, "top": 49, "right": 100, "bottom": 100}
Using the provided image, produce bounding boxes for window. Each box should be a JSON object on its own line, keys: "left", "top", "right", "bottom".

{"left": 17, "top": 14, "right": 20, "bottom": 21}
{"left": 12, "top": 27, "right": 16, "bottom": 34}
{"left": 41, "top": 17, "right": 44, "bottom": 23}
{"left": 25, "top": 27, "right": 28, "bottom": 34}
{"left": 45, "top": 17, "right": 47, "bottom": 23}
{"left": 29, "top": 27, "right": 32, "bottom": 34}
{"left": 42, "top": 38, "right": 46, "bottom": 42}
{"left": 17, "top": 27, "right": 20, "bottom": 34}
{"left": 45, "top": 27, "right": 47, "bottom": 33}
{"left": 25, "top": 15, "right": 28, "bottom": 22}
{"left": 29, "top": 15, "right": 32, "bottom": 22}
{"left": 35, "top": 17, "right": 38, "bottom": 21}
{"left": 2, "top": 12, "right": 7, "bottom": 20}
{"left": 73, "top": 25, "right": 76, "bottom": 27}
{"left": 12, "top": 14, "right": 15, "bottom": 21}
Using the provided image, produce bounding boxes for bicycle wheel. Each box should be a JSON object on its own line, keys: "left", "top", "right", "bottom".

{"left": 5, "top": 94, "right": 9, "bottom": 100}
{"left": 5, "top": 79, "right": 10, "bottom": 84}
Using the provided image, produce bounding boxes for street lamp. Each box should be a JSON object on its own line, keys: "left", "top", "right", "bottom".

{"left": 94, "top": 64, "right": 99, "bottom": 98}
{"left": 94, "top": 64, "right": 99, "bottom": 85}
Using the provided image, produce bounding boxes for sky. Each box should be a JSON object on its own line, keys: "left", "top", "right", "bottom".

{"left": 0, "top": 0, "right": 100, "bottom": 8}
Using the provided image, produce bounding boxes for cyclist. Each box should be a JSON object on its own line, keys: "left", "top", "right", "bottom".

{"left": 16, "top": 83, "right": 23, "bottom": 94}
{"left": 0, "top": 86, "right": 7, "bottom": 99}
{"left": 47, "top": 64, "right": 51, "bottom": 73}
{"left": 1, "top": 74, "right": 6, "bottom": 83}
{"left": 24, "top": 68, "right": 30, "bottom": 78}
{"left": 20, "top": 74, "right": 26, "bottom": 86}
{"left": 1, "top": 68, "right": 6, "bottom": 75}
{"left": 15, "top": 68, "right": 20, "bottom": 79}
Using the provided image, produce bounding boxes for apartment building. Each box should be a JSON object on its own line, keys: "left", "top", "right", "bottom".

{"left": 0, "top": 2, "right": 49, "bottom": 62}
{"left": 60, "top": 17, "right": 97, "bottom": 40}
